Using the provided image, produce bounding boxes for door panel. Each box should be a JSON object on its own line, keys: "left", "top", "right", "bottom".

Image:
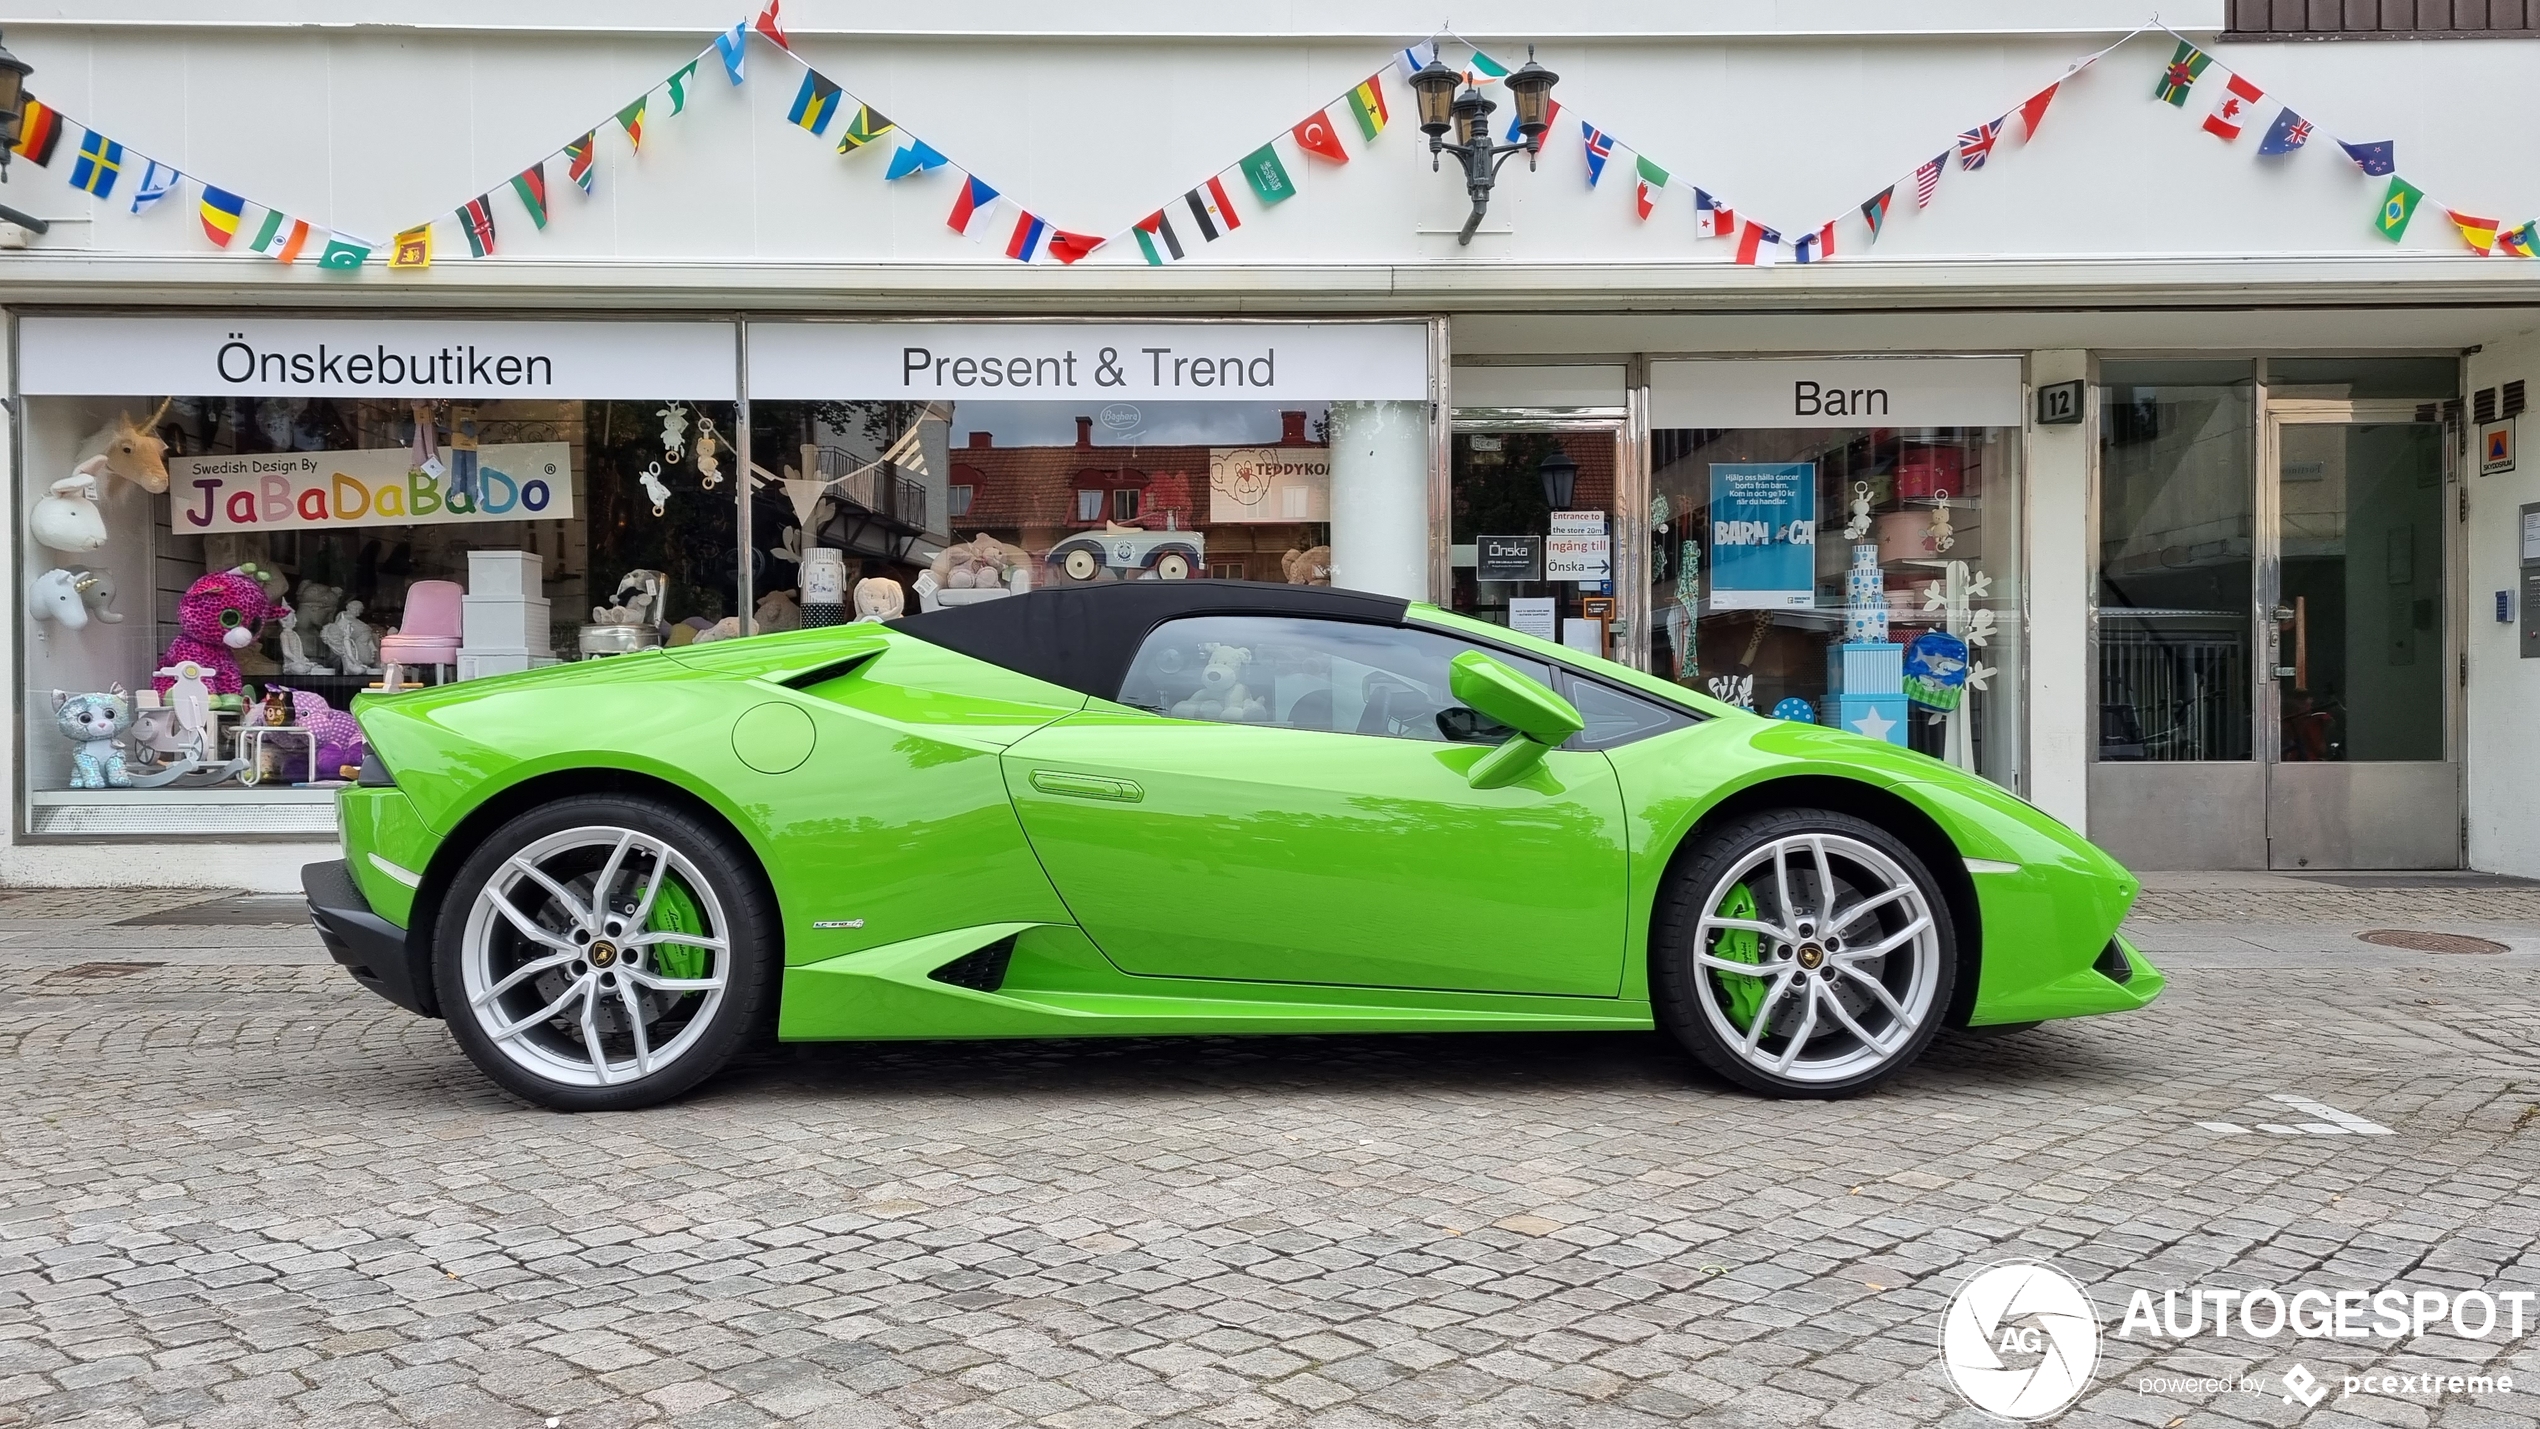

{"left": 1004, "top": 711, "right": 1631, "bottom": 996}
{"left": 2267, "top": 762, "right": 2460, "bottom": 870}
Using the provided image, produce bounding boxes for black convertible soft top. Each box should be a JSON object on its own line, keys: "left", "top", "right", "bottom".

{"left": 898, "top": 581, "right": 1411, "bottom": 702}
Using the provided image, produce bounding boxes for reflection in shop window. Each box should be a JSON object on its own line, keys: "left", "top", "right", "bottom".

{"left": 1076, "top": 488, "right": 1104, "bottom": 523}
{"left": 947, "top": 484, "right": 974, "bottom": 519}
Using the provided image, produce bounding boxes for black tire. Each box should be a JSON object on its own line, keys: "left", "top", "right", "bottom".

{"left": 1651, "top": 807, "right": 1956, "bottom": 1099}
{"left": 433, "top": 793, "right": 778, "bottom": 1111}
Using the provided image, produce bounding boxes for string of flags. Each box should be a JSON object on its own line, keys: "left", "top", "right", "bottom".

{"left": 9, "top": 9, "right": 2538, "bottom": 270}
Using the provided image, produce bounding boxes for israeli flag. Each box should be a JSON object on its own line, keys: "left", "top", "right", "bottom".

{"left": 130, "top": 159, "right": 180, "bottom": 214}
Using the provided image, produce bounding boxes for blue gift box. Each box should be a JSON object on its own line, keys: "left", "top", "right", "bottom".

{"left": 1828, "top": 641, "right": 1904, "bottom": 697}
{"left": 1827, "top": 692, "right": 1908, "bottom": 745}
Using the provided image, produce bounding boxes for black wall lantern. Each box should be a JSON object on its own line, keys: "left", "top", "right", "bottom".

{"left": 1410, "top": 44, "right": 1559, "bottom": 245}
{"left": 0, "top": 30, "right": 48, "bottom": 235}
{"left": 1538, "top": 447, "right": 1579, "bottom": 509}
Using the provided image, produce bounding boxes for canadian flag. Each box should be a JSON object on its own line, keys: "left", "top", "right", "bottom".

{"left": 2202, "top": 73, "right": 2263, "bottom": 141}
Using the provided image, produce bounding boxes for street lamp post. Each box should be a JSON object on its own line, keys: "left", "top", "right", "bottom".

{"left": 0, "top": 31, "right": 49, "bottom": 235}
{"left": 1409, "top": 46, "right": 1559, "bottom": 246}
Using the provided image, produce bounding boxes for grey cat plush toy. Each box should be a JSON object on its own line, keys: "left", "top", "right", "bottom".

{"left": 52, "top": 686, "right": 134, "bottom": 789}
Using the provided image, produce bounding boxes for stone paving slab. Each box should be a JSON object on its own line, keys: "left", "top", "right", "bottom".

{"left": 0, "top": 890, "right": 2535, "bottom": 1426}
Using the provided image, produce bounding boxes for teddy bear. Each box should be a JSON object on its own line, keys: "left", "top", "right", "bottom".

{"left": 157, "top": 567, "right": 286, "bottom": 697}
{"left": 52, "top": 687, "right": 134, "bottom": 789}
{"left": 1169, "top": 642, "right": 1269, "bottom": 723}
{"left": 852, "top": 577, "right": 905, "bottom": 623}
{"left": 1281, "top": 545, "right": 1332, "bottom": 586}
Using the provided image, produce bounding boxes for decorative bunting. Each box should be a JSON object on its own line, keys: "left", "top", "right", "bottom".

{"left": 2155, "top": 41, "right": 2211, "bottom": 106}
{"left": 2201, "top": 73, "right": 2263, "bottom": 142}
{"left": 69, "top": 130, "right": 123, "bottom": 198}
{"left": 947, "top": 175, "right": 1000, "bottom": 236}
{"left": 1004, "top": 211, "right": 1047, "bottom": 262}
{"left": 836, "top": 106, "right": 895, "bottom": 153}
{"left": 317, "top": 236, "right": 373, "bottom": 269}
{"left": 1047, "top": 230, "right": 1104, "bottom": 265}
{"left": 10, "top": 97, "right": 61, "bottom": 166}
{"left": 1467, "top": 52, "right": 1510, "bottom": 84}
{"left": 616, "top": 97, "right": 647, "bottom": 152}
{"left": 1239, "top": 144, "right": 1295, "bottom": 206}
{"left": 1956, "top": 120, "right": 2003, "bottom": 171}
{"left": 2376, "top": 177, "right": 2424, "bottom": 241}
{"left": 1793, "top": 222, "right": 1835, "bottom": 263}
{"left": 2017, "top": 85, "right": 2058, "bottom": 142}
{"left": 511, "top": 161, "right": 550, "bottom": 230}
{"left": 458, "top": 196, "right": 498, "bottom": 258}
{"left": 1346, "top": 75, "right": 1390, "bottom": 140}
{"left": 2499, "top": 221, "right": 2538, "bottom": 258}
{"left": 1186, "top": 178, "right": 1240, "bottom": 240}
{"left": 252, "top": 211, "right": 314, "bottom": 264}
{"left": 1734, "top": 220, "right": 1780, "bottom": 267}
{"left": 1694, "top": 188, "right": 1732, "bottom": 238}
{"left": 1633, "top": 155, "right": 1667, "bottom": 220}
{"left": 390, "top": 224, "right": 433, "bottom": 269}
{"left": 1134, "top": 209, "right": 1185, "bottom": 265}
{"left": 1860, "top": 187, "right": 1893, "bottom": 242}
{"left": 199, "top": 187, "right": 246, "bottom": 247}
{"left": 2449, "top": 210, "right": 2501, "bottom": 255}
{"left": 2337, "top": 139, "right": 2396, "bottom": 175}
{"left": 1582, "top": 123, "right": 1614, "bottom": 187}
{"left": 1914, "top": 152, "right": 1945, "bottom": 208}
{"left": 667, "top": 61, "right": 701, "bottom": 115}
{"left": 789, "top": 71, "right": 842, "bottom": 134}
{"left": 565, "top": 133, "right": 598, "bottom": 194}
{"left": 129, "top": 159, "right": 179, "bottom": 213}
{"left": 1398, "top": 42, "right": 1436, "bottom": 77}
{"left": 755, "top": 0, "right": 790, "bottom": 49}
{"left": 1293, "top": 110, "right": 1349, "bottom": 164}
{"left": 1505, "top": 97, "right": 1560, "bottom": 145}
{"left": 715, "top": 24, "right": 747, "bottom": 84}
{"left": 883, "top": 139, "right": 946, "bottom": 181}
{"left": 2257, "top": 108, "right": 2312, "bottom": 157}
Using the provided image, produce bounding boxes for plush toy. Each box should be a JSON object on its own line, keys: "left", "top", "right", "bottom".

{"left": 593, "top": 569, "right": 667, "bottom": 627}
{"left": 32, "top": 473, "right": 108, "bottom": 553}
{"left": 51, "top": 687, "right": 134, "bottom": 789}
{"left": 28, "top": 569, "right": 95, "bottom": 631}
{"left": 261, "top": 686, "right": 367, "bottom": 781}
{"left": 62, "top": 566, "right": 124, "bottom": 624}
{"left": 754, "top": 590, "right": 801, "bottom": 632}
{"left": 157, "top": 568, "right": 286, "bottom": 697}
{"left": 1169, "top": 642, "right": 1269, "bottom": 723}
{"left": 851, "top": 577, "right": 905, "bottom": 623}
{"left": 293, "top": 580, "right": 344, "bottom": 634}
{"left": 930, "top": 533, "right": 1017, "bottom": 592}
{"left": 690, "top": 616, "right": 742, "bottom": 645}
{"left": 1281, "top": 545, "right": 1333, "bottom": 586}
{"left": 321, "top": 601, "right": 381, "bottom": 675}
{"left": 75, "top": 400, "right": 174, "bottom": 495}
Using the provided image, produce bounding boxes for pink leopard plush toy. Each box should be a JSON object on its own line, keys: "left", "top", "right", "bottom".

{"left": 157, "top": 567, "right": 287, "bottom": 697}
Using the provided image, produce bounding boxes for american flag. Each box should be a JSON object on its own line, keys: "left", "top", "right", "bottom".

{"left": 1914, "top": 152, "right": 1946, "bottom": 208}
{"left": 1956, "top": 119, "right": 2004, "bottom": 171}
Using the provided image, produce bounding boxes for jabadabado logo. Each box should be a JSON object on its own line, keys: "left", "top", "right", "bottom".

{"left": 1940, "top": 1261, "right": 2102, "bottom": 1420}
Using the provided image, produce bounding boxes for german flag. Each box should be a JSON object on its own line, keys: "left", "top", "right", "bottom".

{"left": 11, "top": 96, "right": 62, "bottom": 166}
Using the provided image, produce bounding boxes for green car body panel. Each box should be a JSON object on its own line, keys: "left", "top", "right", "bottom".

{"left": 335, "top": 598, "right": 2159, "bottom": 1045}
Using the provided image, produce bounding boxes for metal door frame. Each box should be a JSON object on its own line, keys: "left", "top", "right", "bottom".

{"left": 2256, "top": 393, "right": 2463, "bottom": 864}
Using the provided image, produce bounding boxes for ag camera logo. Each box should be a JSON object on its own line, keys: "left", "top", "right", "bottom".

{"left": 1940, "top": 1260, "right": 2102, "bottom": 1420}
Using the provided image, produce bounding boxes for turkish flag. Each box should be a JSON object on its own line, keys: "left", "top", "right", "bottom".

{"left": 1292, "top": 110, "right": 1350, "bottom": 164}
{"left": 1047, "top": 230, "right": 1106, "bottom": 265}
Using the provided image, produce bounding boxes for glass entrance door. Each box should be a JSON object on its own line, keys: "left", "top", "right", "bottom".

{"left": 2261, "top": 407, "right": 2457, "bottom": 868}
{"left": 1448, "top": 424, "right": 1628, "bottom": 661}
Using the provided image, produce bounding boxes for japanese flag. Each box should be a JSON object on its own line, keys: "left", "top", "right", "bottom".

{"left": 2202, "top": 72, "right": 2263, "bottom": 141}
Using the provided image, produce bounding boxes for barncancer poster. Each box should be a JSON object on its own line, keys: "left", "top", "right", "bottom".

{"left": 166, "top": 443, "right": 576, "bottom": 534}
{"left": 1708, "top": 462, "right": 1816, "bottom": 609}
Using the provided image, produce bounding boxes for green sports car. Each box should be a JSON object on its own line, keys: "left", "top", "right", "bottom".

{"left": 304, "top": 581, "right": 2160, "bottom": 1111}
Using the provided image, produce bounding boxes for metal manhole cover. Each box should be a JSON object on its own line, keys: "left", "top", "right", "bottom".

{"left": 2357, "top": 929, "right": 2509, "bottom": 955}
{"left": 45, "top": 961, "right": 165, "bottom": 981}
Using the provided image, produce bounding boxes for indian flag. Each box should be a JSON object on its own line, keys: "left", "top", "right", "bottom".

{"left": 250, "top": 209, "right": 315, "bottom": 264}
{"left": 1346, "top": 74, "right": 1389, "bottom": 140}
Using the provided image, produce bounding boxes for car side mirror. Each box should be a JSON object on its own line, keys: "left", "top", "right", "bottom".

{"left": 1449, "top": 651, "right": 1583, "bottom": 789}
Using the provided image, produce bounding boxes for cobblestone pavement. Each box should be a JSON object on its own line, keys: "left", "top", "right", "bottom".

{"left": 4, "top": 884, "right": 2539, "bottom": 1428}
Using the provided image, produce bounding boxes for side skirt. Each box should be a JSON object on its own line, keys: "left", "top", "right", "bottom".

{"left": 776, "top": 922, "right": 1657, "bottom": 1042}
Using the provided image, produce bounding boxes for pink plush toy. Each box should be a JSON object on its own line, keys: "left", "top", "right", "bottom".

{"left": 157, "top": 567, "right": 286, "bottom": 697}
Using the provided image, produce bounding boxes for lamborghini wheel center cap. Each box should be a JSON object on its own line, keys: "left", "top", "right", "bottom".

{"left": 589, "top": 941, "right": 619, "bottom": 968}
{"left": 1795, "top": 943, "right": 1825, "bottom": 970}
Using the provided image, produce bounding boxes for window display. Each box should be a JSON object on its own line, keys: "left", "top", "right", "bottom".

{"left": 1647, "top": 358, "right": 2027, "bottom": 792}
{"left": 1447, "top": 430, "right": 1623, "bottom": 659}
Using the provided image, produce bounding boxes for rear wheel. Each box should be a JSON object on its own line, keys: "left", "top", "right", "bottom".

{"left": 433, "top": 794, "right": 776, "bottom": 1111}
{"left": 1651, "top": 808, "right": 1954, "bottom": 1098}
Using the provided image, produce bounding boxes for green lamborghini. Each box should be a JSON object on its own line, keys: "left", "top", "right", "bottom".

{"left": 305, "top": 581, "right": 2160, "bottom": 1111}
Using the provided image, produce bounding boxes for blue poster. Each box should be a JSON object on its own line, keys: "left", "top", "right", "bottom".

{"left": 1708, "top": 462, "right": 1817, "bottom": 610}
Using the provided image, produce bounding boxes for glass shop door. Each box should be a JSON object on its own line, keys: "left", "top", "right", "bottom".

{"left": 2260, "top": 402, "right": 2459, "bottom": 868}
{"left": 1448, "top": 422, "right": 1632, "bottom": 662}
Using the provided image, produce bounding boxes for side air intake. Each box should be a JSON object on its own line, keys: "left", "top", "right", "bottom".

{"left": 929, "top": 936, "right": 1018, "bottom": 993}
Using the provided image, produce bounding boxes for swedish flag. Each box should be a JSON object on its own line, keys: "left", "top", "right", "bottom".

{"left": 70, "top": 130, "right": 124, "bottom": 199}
{"left": 789, "top": 71, "right": 841, "bottom": 135}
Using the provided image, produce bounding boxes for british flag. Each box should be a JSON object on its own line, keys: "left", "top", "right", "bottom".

{"left": 1956, "top": 120, "right": 2004, "bottom": 171}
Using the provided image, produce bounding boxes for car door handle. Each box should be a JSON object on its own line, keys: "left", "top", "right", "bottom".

{"left": 1028, "top": 769, "right": 1144, "bottom": 803}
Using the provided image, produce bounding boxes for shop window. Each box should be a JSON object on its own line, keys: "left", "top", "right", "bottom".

{"left": 1643, "top": 358, "right": 2028, "bottom": 793}
{"left": 947, "top": 484, "right": 975, "bottom": 518}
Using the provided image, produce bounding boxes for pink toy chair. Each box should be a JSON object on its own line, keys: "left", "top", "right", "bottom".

{"left": 379, "top": 580, "right": 464, "bottom": 688}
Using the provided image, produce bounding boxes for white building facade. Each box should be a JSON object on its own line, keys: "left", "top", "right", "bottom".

{"left": 4, "top": 0, "right": 2538, "bottom": 887}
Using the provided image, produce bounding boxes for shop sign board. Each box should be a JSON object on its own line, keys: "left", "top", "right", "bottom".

{"left": 166, "top": 444, "right": 576, "bottom": 534}
{"left": 1545, "top": 510, "right": 1611, "bottom": 582}
{"left": 1207, "top": 446, "right": 1332, "bottom": 523}
{"left": 1708, "top": 462, "right": 1817, "bottom": 610}
{"left": 747, "top": 322, "right": 1429, "bottom": 401}
{"left": 17, "top": 317, "right": 737, "bottom": 399}
{"left": 1651, "top": 358, "right": 2023, "bottom": 429}
{"left": 2484, "top": 420, "right": 2516, "bottom": 476}
{"left": 1475, "top": 535, "right": 1542, "bottom": 582}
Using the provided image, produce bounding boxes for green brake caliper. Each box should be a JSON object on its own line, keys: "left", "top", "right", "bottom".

{"left": 643, "top": 876, "right": 713, "bottom": 983}
{"left": 1711, "top": 882, "right": 1770, "bottom": 1031}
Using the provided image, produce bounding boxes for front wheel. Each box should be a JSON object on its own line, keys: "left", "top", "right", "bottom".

{"left": 1651, "top": 808, "right": 1955, "bottom": 1098}
{"left": 433, "top": 794, "right": 777, "bottom": 1111}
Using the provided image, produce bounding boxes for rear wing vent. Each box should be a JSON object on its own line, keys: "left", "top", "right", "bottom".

{"left": 774, "top": 650, "right": 881, "bottom": 691}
